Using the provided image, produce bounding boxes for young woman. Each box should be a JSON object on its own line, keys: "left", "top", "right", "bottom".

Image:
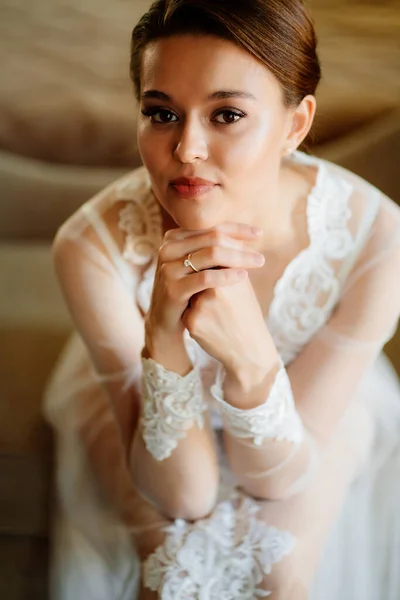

{"left": 44, "top": 1, "right": 400, "bottom": 598}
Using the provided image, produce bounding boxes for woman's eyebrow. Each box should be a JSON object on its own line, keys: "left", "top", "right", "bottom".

{"left": 141, "top": 90, "right": 171, "bottom": 101}
{"left": 209, "top": 90, "right": 257, "bottom": 100}
{"left": 141, "top": 89, "right": 257, "bottom": 102}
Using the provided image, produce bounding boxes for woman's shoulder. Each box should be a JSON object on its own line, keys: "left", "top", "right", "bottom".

{"left": 316, "top": 158, "right": 400, "bottom": 297}
{"left": 320, "top": 156, "right": 400, "bottom": 216}
{"left": 314, "top": 155, "right": 400, "bottom": 246}
{"left": 53, "top": 165, "right": 163, "bottom": 280}
{"left": 57, "top": 165, "right": 151, "bottom": 238}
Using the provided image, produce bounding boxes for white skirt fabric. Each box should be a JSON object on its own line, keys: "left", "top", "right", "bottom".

{"left": 311, "top": 351, "right": 400, "bottom": 600}
{"left": 44, "top": 339, "right": 400, "bottom": 600}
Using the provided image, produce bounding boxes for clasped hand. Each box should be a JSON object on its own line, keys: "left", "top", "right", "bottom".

{"left": 144, "top": 222, "right": 273, "bottom": 386}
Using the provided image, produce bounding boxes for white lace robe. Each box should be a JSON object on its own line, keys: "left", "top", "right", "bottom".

{"left": 44, "top": 152, "right": 400, "bottom": 599}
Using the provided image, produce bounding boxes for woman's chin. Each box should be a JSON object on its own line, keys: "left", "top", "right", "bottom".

{"left": 155, "top": 186, "right": 230, "bottom": 231}
{"left": 172, "top": 215, "right": 223, "bottom": 231}
{"left": 167, "top": 207, "right": 225, "bottom": 231}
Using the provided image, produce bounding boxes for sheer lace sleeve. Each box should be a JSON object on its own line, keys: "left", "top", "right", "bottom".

{"left": 53, "top": 209, "right": 146, "bottom": 447}
{"left": 52, "top": 175, "right": 219, "bottom": 520}
{"left": 297, "top": 198, "right": 400, "bottom": 436}
{"left": 222, "top": 192, "right": 400, "bottom": 500}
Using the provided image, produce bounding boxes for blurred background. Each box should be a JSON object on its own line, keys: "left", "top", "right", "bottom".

{"left": 0, "top": 0, "right": 399, "bottom": 598}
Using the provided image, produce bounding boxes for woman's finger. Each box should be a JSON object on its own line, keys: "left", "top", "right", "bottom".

{"left": 165, "top": 246, "right": 264, "bottom": 276}
{"left": 159, "top": 228, "right": 262, "bottom": 264}
{"left": 163, "top": 221, "right": 262, "bottom": 243}
{"left": 192, "top": 246, "right": 264, "bottom": 272}
{"left": 170, "top": 268, "right": 248, "bottom": 304}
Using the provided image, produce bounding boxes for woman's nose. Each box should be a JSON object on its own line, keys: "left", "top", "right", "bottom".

{"left": 173, "top": 118, "right": 209, "bottom": 164}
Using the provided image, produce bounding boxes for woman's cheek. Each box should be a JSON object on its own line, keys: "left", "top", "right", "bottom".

{"left": 218, "top": 121, "right": 278, "bottom": 171}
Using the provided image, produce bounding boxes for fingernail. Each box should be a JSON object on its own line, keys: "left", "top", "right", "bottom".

{"left": 254, "top": 254, "right": 265, "bottom": 265}
{"left": 251, "top": 227, "right": 263, "bottom": 236}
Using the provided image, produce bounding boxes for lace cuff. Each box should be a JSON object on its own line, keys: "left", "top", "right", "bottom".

{"left": 210, "top": 361, "right": 303, "bottom": 446}
{"left": 141, "top": 357, "right": 206, "bottom": 461}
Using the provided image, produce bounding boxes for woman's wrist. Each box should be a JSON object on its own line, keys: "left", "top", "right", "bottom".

{"left": 143, "top": 328, "right": 192, "bottom": 376}
{"left": 222, "top": 342, "right": 282, "bottom": 409}
{"left": 223, "top": 361, "right": 281, "bottom": 409}
{"left": 211, "top": 359, "right": 304, "bottom": 446}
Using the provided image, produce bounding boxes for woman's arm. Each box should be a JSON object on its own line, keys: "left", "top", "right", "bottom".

{"left": 196, "top": 211, "right": 400, "bottom": 499}
{"left": 215, "top": 218, "right": 400, "bottom": 500}
{"left": 53, "top": 213, "right": 263, "bottom": 519}
{"left": 53, "top": 228, "right": 220, "bottom": 521}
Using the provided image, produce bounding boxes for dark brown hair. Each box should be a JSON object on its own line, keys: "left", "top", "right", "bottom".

{"left": 130, "top": 0, "right": 321, "bottom": 107}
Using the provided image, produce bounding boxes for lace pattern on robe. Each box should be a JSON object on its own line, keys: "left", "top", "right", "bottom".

{"left": 143, "top": 492, "right": 296, "bottom": 599}
{"left": 116, "top": 172, "right": 163, "bottom": 266}
{"left": 210, "top": 359, "right": 304, "bottom": 446}
{"left": 141, "top": 357, "right": 206, "bottom": 461}
{"left": 267, "top": 157, "right": 355, "bottom": 365}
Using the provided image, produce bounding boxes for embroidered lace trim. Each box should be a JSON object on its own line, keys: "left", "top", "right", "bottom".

{"left": 116, "top": 177, "right": 162, "bottom": 266}
{"left": 267, "top": 159, "right": 354, "bottom": 364}
{"left": 143, "top": 493, "right": 296, "bottom": 599}
{"left": 210, "top": 361, "right": 304, "bottom": 446}
{"left": 141, "top": 357, "right": 206, "bottom": 461}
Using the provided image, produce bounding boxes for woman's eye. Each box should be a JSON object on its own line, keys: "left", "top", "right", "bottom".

{"left": 213, "top": 110, "right": 245, "bottom": 125}
{"left": 141, "top": 108, "right": 178, "bottom": 124}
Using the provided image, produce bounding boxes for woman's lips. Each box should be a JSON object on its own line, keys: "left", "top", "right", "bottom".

{"left": 169, "top": 178, "right": 218, "bottom": 199}
{"left": 170, "top": 183, "right": 217, "bottom": 199}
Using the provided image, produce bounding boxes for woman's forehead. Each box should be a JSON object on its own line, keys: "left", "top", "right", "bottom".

{"left": 140, "top": 35, "right": 281, "bottom": 102}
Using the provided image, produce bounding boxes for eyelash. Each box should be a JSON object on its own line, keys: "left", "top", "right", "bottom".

{"left": 141, "top": 106, "right": 247, "bottom": 125}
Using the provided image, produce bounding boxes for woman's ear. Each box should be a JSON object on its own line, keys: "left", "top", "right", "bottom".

{"left": 282, "top": 95, "right": 317, "bottom": 155}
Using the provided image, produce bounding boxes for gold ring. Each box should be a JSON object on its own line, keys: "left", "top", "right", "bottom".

{"left": 184, "top": 253, "right": 199, "bottom": 273}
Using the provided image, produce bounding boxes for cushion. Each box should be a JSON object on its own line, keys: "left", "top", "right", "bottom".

{"left": 0, "top": 244, "right": 70, "bottom": 536}
{"left": 0, "top": 0, "right": 151, "bottom": 168}
{"left": 312, "top": 0, "right": 400, "bottom": 144}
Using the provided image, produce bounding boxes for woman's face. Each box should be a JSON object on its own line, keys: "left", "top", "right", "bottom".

{"left": 138, "top": 34, "right": 293, "bottom": 230}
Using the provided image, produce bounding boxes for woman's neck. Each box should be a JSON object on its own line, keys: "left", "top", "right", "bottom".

{"left": 243, "top": 158, "right": 315, "bottom": 256}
